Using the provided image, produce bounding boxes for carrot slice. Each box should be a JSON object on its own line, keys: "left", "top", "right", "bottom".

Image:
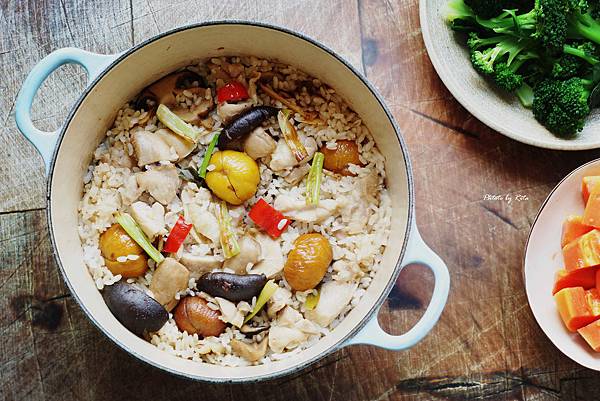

{"left": 561, "top": 215, "right": 594, "bottom": 248}
{"left": 555, "top": 287, "right": 600, "bottom": 331}
{"left": 563, "top": 230, "right": 600, "bottom": 271}
{"left": 553, "top": 267, "right": 598, "bottom": 295}
{"left": 582, "top": 176, "right": 600, "bottom": 205}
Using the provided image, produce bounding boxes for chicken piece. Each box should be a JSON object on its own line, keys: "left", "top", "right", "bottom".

{"left": 343, "top": 174, "right": 380, "bottom": 234}
{"left": 179, "top": 253, "right": 222, "bottom": 278}
{"left": 277, "top": 306, "right": 303, "bottom": 326}
{"left": 155, "top": 128, "right": 196, "bottom": 160}
{"left": 250, "top": 233, "right": 285, "bottom": 279}
{"left": 332, "top": 259, "right": 363, "bottom": 282}
{"left": 243, "top": 127, "right": 277, "bottom": 160}
{"left": 215, "top": 297, "right": 244, "bottom": 328}
{"left": 268, "top": 326, "right": 307, "bottom": 353}
{"left": 109, "top": 142, "right": 134, "bottom": 168}
{"left": 277, "top": 306, "right": 320, "bottom": 335}
{"left": 217, "top": 101, "right": 253, "bottom": 124}
{"left": 305, "top": 281, "right": 357, "bottom": 327}
{"left": 267, "top": 287, "right": 292, "bottom": 318}
{"left": 283, "top": 164, "right": 310, "bottom": 185}
{"left": 223, "top": 236, "right": 261, "bottom": 274}
{"left": 129, "top": 201, "right": 166, "bottom": 240}
{"left": 137, "top": 165, "right": 180, "bottom": 205}
{"left": 273, "top": 195, "right": 339, "bottom": 223}
{"left": 149, "top": 258, "right": 190, "bottom": 311}
{"left": 132, "top": 130, "right": 178, "bottom": 167}
{"left": 269, "top": 134, "right": 317, "bottom": 172}
{"left": 231, "top": 338, "right": 268, "bottom": 362}
{"left": 188, "top": 204, "right": 220, "bottom": 244}
{"left": 119, "top": 174, "right": 143, "bottom": 205}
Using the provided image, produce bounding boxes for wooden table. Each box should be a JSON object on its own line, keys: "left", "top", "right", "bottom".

{"left": 3, "top": 1, "right": 600, "bottom": 400}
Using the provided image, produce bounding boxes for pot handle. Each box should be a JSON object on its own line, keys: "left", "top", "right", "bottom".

{"left": 15, "top": 48, "right": 117, "bottom": 173}
{"left": 344, "top": 219, "right": 450, "bottom": 350}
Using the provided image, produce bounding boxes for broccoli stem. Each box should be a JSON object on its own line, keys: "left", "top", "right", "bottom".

{"left": 563, "top": 44, "right": 600, "bottom": 64}
{"left": 516, "top": 82, "right": 534, "bottom": 107}
{"left": 569, "top": 12, "right": 600, "bottom": 45}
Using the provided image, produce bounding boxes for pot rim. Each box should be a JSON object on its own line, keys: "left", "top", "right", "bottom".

{"left": 45, "top": 19, "right": 415, "bottom": 382}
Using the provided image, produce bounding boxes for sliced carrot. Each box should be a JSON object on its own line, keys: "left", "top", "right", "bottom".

{"left": 561, "top": 215, "right": 594, "bottom": 248}
{"left": 578, "top": 319, "right": 600, "bottom": 352}
{"left": 582, "top": 176, "right": 600, "bottom": 205}
{"left": 563, "top": 230, "right": 600, "bottom": 271}
{"left": 555, "top": 287, "right": 600, "bottom": 331}
{"left": 553, "top": 267, "right": 598, "bottom": 295}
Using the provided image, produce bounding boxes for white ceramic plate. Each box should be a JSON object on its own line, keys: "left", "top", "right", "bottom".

{"left": 525, "top": 159, "right": 600, "bottom": 370}
{"left": 420, "top": 0, "right": 600, "bottom": 150}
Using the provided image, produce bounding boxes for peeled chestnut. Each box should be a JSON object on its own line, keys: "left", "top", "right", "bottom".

{"left": 174, "top": 296, "right": 226, "bottom": 337}
{"left": 320, "top": 140, "right": 362, "bottom": 176}
{"left": 283, "top": 233, "right": 333, "bottom": 291}
{"left": 99, "top": 224, "right": 148, "bottom": 278}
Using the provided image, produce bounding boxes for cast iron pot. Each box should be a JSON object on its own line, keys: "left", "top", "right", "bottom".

{"left": 15, "top": 21, "right": 450, "bottom": 382}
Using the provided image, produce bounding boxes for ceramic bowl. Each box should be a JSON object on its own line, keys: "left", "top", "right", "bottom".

{"left": 420, "top": 0, "right": 600, "bottom": 150}
{"left": 525, "top": 158, "right": 600, "bottom": 370}
{"left": 15, "top": 21, "right": 450, "bottom": 382}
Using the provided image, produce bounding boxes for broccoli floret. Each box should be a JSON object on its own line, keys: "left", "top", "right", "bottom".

{"left": 532, "top": 77, "right": 596, "bottom": 136}
{"left": 552, "top": 41, "right": 599, "bottom": 77}
{"left": 464, "top": 0, "right": 534, "bottom": 18}
{"left": 467, "top": 32, "right": 533, "bottom": 75}
{"left": 493, "top": 51, "right": 540, "bottom": 90}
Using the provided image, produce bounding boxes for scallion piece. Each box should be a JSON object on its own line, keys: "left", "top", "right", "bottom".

{"left": 198, "top": 132, "right": 220, "bottom": 178}
{"left": 217, "top": 201, "right": 240, "bottom": 259}
{"left": 306, "top": 151, "right": 324, "bottom": 205}
{"left": 277, "top": 109, "right": 308, "bottom": 162}
{"left": 305, "top": 290, "right": 320, "bottom": 310}
{"left": 116, "top": 213, "right": 165, "bottom": 264}
{"left": 156, "top": 103, "right": 200, "bottom": 142}
{"left": 244, "top": 280, "right": 279, "bottom": 323}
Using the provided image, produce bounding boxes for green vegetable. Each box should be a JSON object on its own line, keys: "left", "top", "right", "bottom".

{"left": 277, "top": 109, "right": 308, "bottom": 162}
{"left": 532, "top": 76, "right": 598, "bottom": 137}
{"left": 156, "top": 104, "right": 200, "bottom": 142}
{"left": 244, "top": 280, "right": 279, "bottom": 323}
{"left": 306, "top": 152, "right": 324, "bottom": 206}
{"left": 116, "top": 213, "right": 165, "bottom": 264}
{"left": 446, "top": 0, "right": 600, "bottom": 137}
{"left": 305, "top": 290, "right": 320, "bottom": 310}
{"left": 463, "top": 0, "right": 534, "bottom": 19}
{"left": 516, "top": 82, "right": 535, "bottom": 107}
{"left": 216, "top": 201, "right": 240, "bottom": 259}
{"left": 198, "top": 132, "right": 220, "bottom": 179}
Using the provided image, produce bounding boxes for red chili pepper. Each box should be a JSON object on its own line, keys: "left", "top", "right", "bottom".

{"left": 217, "top": 81, "right": 249, "bottom": 103}
{"left": 248, "top": 199, "right": 291, "bottom": 239}
{"left": 163, "top": 215, "right": 193, "bottom": 253}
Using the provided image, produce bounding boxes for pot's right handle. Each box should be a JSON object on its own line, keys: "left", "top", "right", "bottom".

{"left": 15, "top": 48, "right": 117, "bottom": 173}
{"left": 345, "top": 219, "right": 450, "bottom": 350}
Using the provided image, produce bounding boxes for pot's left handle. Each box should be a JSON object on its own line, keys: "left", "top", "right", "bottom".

{"left": 344, "top": 219, "right": 450, "bottom": 350}
{"left": 15, "top": 48, "right": 118, "bottom": 173}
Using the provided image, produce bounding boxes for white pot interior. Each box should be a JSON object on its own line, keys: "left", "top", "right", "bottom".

{"left": 48, "top": 23, "right": 411, "bottom": 381}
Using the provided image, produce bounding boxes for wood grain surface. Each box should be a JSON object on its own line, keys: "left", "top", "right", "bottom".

{"left": 3, "top": 0, "right": 600, "bottom": 400}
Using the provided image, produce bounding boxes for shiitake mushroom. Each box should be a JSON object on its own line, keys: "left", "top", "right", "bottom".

{"left": 196, "top": 272, "right": 267, "bottom": 302}
{"left": 217, "top": 106, "right": 278, "bottom": 148}
{"left": 102, "top": 282, "right": 168, "bottom": 337}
